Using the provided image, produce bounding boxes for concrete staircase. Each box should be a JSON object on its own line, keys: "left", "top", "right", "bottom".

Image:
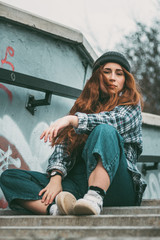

{"left": 0, "top": 200, "right": 160, "bottom": 240}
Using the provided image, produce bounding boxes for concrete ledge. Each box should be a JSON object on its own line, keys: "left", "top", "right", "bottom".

{"left": 142, "top": 112, "right": 160, "bottom": 127}
{"left": 0, "top": 1, "right": 97, "bottom": 64}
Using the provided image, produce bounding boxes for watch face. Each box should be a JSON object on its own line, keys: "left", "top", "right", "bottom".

{"left": 51, "top": 172, "right": 57, "bottom": 176}
{"left": 50, "top": 171, "right": 62, "bottom": 177}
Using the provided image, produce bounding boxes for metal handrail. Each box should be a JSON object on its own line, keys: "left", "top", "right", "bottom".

{"left": 0, "top": 68, "right": 82, "bottom": 115}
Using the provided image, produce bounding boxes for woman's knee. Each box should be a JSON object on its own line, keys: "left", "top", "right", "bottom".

{"left": 89, "top": 124, "right": 122, "bottom": 145}
{"left": 85, "top": 124, "right": 122, "bottom": 149}
{"left": 92, "top": 124, "right": 117, "bottom": 137}
{"left": 82, "top": 124, "right": 124, "bottom": 181}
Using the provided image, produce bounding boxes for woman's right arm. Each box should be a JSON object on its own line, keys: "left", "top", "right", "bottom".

{"left": 39, "top": 116, "right": 78, "bottom": 205}
{"left": 39, "top": 174, "right": 62, "bottom": 205}
{"left": 39, "top": 143, "right": 74, "bottom": 205}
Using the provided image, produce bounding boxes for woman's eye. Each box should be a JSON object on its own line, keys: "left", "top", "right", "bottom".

{"left": 117, "top": 71, "right": 124, "bottom": 76}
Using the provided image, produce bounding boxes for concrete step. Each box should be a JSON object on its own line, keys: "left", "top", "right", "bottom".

{"left": 0, "top": 226, "right": 160, "bottom": 238}
{"left": 0, "top": 214, "right": 160, "bottom": 227}
{"left": 103, "top": 206, "right": 160, "bottom": 215}
{"left": 0, "top": 226, "right": 160, "bottom": 239}
{"left": 1, "top": 206, "right": 160, "bottom": 216}
{"left": 0, "top": 200, "right": 160, "bottom": 239}
{"left": 0, "top": 238, "right": 160, "bottom": 240}
{"left": 141, "top": 199, "right": 160, "bottom": 206}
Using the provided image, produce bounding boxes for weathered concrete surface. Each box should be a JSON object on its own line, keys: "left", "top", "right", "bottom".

{"left": 1, "top": 215, "right": 160, "bottom": 227}
{"left": 139, "top": 113, "right": 160, "bottom": 200}
{"left": 142, "top": 113, "right": 160, "bottom": 156}
{"left": 0, "top": 237, "right": 159, "bottom": 240}
{"left": 0, "top": 226, "right": 160, "bottom": 238}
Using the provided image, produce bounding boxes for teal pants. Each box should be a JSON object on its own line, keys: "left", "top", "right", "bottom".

{"left": 0, "top": 124, "right": 137, "bottom": 210}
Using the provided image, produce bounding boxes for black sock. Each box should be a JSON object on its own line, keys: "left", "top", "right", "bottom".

{"left": 89, "top": 186, "right": 106, "bottom": 200}
{"left": 46, "top": 203, "right": 53, "bottom": 215}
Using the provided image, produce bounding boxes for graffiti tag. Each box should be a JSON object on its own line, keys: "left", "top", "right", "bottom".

{"left": 0, "top": 146, "right": 21, "bottom": 174}
{"left": 0, "top": 83, "right": 12, "bottom": 102}
{"left": 1, "top": 46, "right": 15, "bottom": 71}
{"left": 0, "top": 46, "right": 15, "bottom": 102}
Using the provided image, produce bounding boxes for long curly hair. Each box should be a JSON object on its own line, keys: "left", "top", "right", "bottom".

{"left": 52, "top": 65, "right": 143, "bottom": 157}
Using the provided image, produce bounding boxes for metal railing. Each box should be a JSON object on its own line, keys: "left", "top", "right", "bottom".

{"left": 0, "top": 68, "right": 81, "bottom": 115}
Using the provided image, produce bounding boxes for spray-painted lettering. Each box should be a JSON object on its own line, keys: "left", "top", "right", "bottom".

{"left": 0, "top": 83, "right": 12, "bottom": 102}
{"left": 0, "top": 46, "right": 15, "bottom": 102}
{"left": 1, "top": 46, "right": 15, "bottom": 71}
{"left": 0, "top": 146, "right": 21, "bottom": 173}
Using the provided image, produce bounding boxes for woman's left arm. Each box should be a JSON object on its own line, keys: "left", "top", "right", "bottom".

{"left": 74, "top": 104, "right": 142, "bottom": 136}
{"left": 40, "top": 115, "right": 78, "bottom": 142}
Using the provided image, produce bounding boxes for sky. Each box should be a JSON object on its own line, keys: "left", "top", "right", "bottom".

{"left": 0, "top": 0, "right": 158, "bottom": 55}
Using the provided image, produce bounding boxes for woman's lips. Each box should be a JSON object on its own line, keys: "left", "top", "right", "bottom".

{"left": 107, "top": 85, "right": 117, "bottom": 89}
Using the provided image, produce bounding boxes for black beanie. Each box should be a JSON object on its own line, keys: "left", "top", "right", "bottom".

{"left": 92, "top": 51, "right": 131, "bottom": 73}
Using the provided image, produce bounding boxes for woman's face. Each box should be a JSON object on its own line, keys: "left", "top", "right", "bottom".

{"left": 100, "top": 62, "right": 125, "bottom": 95}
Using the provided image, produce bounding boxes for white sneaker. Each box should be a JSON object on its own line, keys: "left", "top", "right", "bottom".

{"left": 55, "top": 191, "right": 77, "bottom": 215}
{"left": 73, "top": 190, "right": 103, "bottom": 215}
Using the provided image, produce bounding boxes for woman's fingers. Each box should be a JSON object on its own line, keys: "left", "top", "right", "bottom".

{"left": 40, "top": 131, "right": 46, "bottom": 140}
{"left": 40, "top": 116, "right": 70, "bottom": 142}
{"left": 48, "top": 192, "right": 58, "bottom": 204}
{"left": 39, "top": 188, "right": 46, "bottom": 196}
{"left": 40, "top": 116, "right": 71, "bottom": 142}
{"left": 41, "top": 190, "right": 49, "bottom": 204}
{"left": 49, "top": 194, "right": 55, "bottom": 204}
{"left": 43, "top": 191, "right": 56, "bottom": 205}
{"left": 39, "top": 188, "right": 55, "bottom": 205}
{"left": 49, "top": 128, "right": 55, "bottom": 142}
{"left": 40, "top": 129, "right": 53, "bottom": 142}
{"left": 40, "top": 126, "right": 55, "bottom": 142}
{"left": 53, "top": 127, "right": 60, "bottom": 138}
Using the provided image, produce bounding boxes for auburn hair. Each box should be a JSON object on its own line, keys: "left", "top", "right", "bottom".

{"left": 52, "top": 65, "right": 143, "bottom": 157}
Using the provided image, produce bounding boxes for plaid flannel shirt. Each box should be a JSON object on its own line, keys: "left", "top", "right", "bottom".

{"left": 47, "top": 104, "right": 147, "bottom": 205}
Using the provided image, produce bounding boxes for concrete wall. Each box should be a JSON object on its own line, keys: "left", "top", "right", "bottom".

{"left": 0, "top": 2, "right": 95, "bottom": 208}
{"left": 0, "top": 2, "right": 159, "bottom": 209}
{"left": 139, "top": 113, "right": 160, "bottom": 200}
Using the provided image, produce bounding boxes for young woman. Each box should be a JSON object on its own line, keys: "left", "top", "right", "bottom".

{"left": 0, "top": 51, "right": 146, "bottom": 215}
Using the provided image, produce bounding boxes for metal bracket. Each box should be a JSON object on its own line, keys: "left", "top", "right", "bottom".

{"left": 26, "top": 92, "right": 52, "bottom": 115}
{"left": 141, "top": 162, "right": 159, "bottom": 176}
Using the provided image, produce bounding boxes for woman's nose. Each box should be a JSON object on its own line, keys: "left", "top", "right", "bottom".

{"left": 109, "top": 72, "right": 116, "bottom": 81}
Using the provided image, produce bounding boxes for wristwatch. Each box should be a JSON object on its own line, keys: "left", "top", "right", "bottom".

{"left": 50, "top": 171, "right": 63, "bottom": 178}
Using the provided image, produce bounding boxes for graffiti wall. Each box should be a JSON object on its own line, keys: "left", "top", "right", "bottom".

{"left": 0, "top": 45, "right": 55, "bottom": 206}
{"left": 0, "top": 40, "right": 81, "bottom": 208}
{"left": 0, "top": 3, "right": 94, "bottom": 208}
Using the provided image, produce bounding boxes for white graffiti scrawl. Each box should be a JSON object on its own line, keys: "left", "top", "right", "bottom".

{"left": 0, "top": 145, "right": 21, "bottom": 174}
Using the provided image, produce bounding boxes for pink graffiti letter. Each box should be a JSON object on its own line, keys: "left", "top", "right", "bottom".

{"left": 1, "top": 46, "right": 15, "bottom": 71}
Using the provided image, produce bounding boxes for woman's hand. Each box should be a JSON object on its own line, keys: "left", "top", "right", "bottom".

{"left": 40, "top": 115, "right": 78, "bottom": 142}
{"left": 39, "top": 175, "right": 62, "bottom": 205}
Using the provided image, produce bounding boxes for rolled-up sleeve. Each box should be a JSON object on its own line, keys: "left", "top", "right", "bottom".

{"left": 46, "top": 143, "right": 74, "bottom": 177}
{"left": 74, "top": 104, "right": 142, "bottom": 140}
